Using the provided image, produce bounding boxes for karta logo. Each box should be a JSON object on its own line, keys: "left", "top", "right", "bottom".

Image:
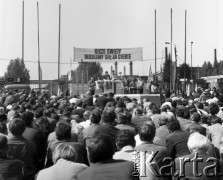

{"left": 132, "top": 151, "right": 222, "bottom": 178}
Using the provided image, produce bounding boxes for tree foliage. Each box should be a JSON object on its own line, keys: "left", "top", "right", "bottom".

{"left": 4, "top": 58, "right": 30, "bottom": 82}
{"left": 71, "top": 62, "right": 103, "bottom": 83}
{"left": 178, "top": 63, "right": 192, "bottom": 80}
{"left": 199, "top": 60, "right": 223, "bottom": 77}
{"left": 162, "top": 54, "right": 171, "bottom": 83}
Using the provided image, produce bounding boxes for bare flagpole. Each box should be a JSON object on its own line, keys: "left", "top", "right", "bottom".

{"left": 22, "top": 0, "right": 24, "bottom": 61}
{"left": 58, "top": 4, "right": 61, "bottom": 92}
{"left": 170, "top": 8, "right": 172, "bottom": 90}
{"left": 154, "top": 9, "right": 157, "bottom": 82}
{"left": 184, "top": 10, "right": 187, "bottom": 92}
{"left": 37, "top": 2, "right": 41, "bottom": 89}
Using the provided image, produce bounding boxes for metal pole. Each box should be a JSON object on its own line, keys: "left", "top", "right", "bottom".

{"left": 184, "top": 10, "right": 187, "bottom": 91}
{"left": 129, "top": 61, "right": 133, "bottom": 75}
{"left": 191, "top": 42, "right": 193, "bottom": 81}
{"left": 37, "top": 2, "right": 41, "bottom": 89}
{"left": 87, "top": 66, "right": 89, "bottom": 83}
{"left": 58, "top": 4, "right": 61, "bottom": 86}
{"left": 155, "top": 9, "right": 157, "bottom": 82}
{"left": 115, "top": 62, "right": 118, "bottom": 76}
{"left": 22, "top": 1, "right": 24, "bottom": 61}
{"left": 82, "top": 60, "right": 84, "bottom": 94}
{"left": 174, "top": 45, "right": 177, "bottom": 92}
{"left": 170, "top": 8, "right": 172, "bottom": 90}
{"left": 76, "top": 67, "right": 79, "bottom": 95}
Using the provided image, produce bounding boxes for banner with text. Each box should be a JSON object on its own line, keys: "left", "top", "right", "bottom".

{"left": 74, "top": 47, "right": 143, "bottom": 62}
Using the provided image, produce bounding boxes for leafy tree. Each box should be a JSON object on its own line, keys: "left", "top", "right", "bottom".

{"left": 218, "top": 60, "right": 223, "bottom": 75}
{"left": 199, "top": 61, "right": 208, "bottom": 77}
{"left": 212, "top": 58, "right": 219, "bottom": 75}
{"left": 162, "top": 54, "right": 171, "bottom": 83}
{"left": 206, "top": 61, "right": 213, "bottom": 76}
{"left": 4, "top": 58, "right": 30, "bottom": 82}
{"left": 178, "top": 63, "right": 191, "bottom": 80}
{"left": 71, "top": 62, "right": 103, "bottom": 83}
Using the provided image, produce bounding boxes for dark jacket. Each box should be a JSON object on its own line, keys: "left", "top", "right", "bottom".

{"left": 7, "top": 133, "right": 37, "bottom": 180}
{"left": 23, "top": 127, "right": 46, "bottom": 172}
{"left": 77, "top": 159, "right": 139, "bottom": 180}
{"left": 131, "top": 115, "right": 151, "bottom": 131}
{"left": 166, "top": 130, "right": 190, "bottom": 160}
{"left": 0, "top": 157, "right": 27, "bottom": 180}
{"left": 95, "top": 95, "right": 108, "bottom": 110}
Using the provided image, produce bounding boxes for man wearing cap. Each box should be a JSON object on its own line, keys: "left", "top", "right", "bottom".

{"left": 0, "top": 134, "right": 27, "bottom": 179}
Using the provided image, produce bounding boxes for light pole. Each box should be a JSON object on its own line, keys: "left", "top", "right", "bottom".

{"left": 191, "top": 42, "right": 193, "bottom": 81}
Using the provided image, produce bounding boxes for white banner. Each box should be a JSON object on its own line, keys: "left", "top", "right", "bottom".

{"left": 74, "top": 47, "right": 143, "bottom": 62}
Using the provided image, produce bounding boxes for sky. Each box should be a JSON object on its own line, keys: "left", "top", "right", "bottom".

{"left": 0, "top": 0, "right": 223, "bottom": 80}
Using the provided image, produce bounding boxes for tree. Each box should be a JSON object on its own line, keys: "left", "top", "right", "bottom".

{"left": 212, "top": 58, "right": 219, "bottom": 75}
{"left": 218, "top": 60, "right": 223, "bottom": 75}
{"left": 199, "top": 61, "right": 208, "bottom": 77}
{"left": 162, "top": 54, "right": 171, "bottom": 83}
{"left": 206, "top": 61, "right": 213, "bottom": 76}
{"left": 70, "top": 62, "right": 103, "bottom": 83}
{"left": 4, "top": 58, "right": 30, "bottom": 82}
{"left": 178, "top": 63, "right": 191, "bottom": 80}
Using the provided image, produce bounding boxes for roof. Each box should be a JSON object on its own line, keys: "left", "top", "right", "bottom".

{"left": 4, "top": 84, "right": 31, "bottom": 90}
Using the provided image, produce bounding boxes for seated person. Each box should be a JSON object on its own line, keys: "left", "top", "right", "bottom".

{"left": 0, "top": 134, "right": 26, "bottom": 180}
{"left": 113, "top": 130, "right": 135, "bottom": 161}
{"left": 78, "top": 134, "right": 138, "bottom": 180}
{"left": 36, "top": 143, "right": 87, "bottom": 180}
{"left": 174, "top": 133, "right": 223, "bottom": 180}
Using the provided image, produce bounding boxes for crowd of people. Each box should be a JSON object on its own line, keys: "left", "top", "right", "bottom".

{"left": 89, "top": 70, "right": 158, "bottom": 95}
{"left": 0, "top": 86, "right": 223, "bottom": 179}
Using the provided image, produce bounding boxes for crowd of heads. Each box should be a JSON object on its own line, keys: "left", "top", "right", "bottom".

{"left": 0, "top": 86, "right": 223, "bottom": 179}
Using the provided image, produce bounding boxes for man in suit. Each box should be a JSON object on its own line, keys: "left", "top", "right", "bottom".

{"left": 83, "top": 110, "right": 101, "bottom": 139}
{"left": 166, "top": 119, "right": 190, "bottom": 160}
{"left": 83, "top": 91, "right": 93, "bottom": 107}
{"left": 176, "top": 106, "right": 191, "bottom": 131}
{"left": 7, "top": 118, "right": 37, "bottom": 180}
{"left": 22, "top": 111, "right": 46, "bottom": 172}
{"left": 77, "top": 134, "right": 138, "bottom": 180}
{"left": 136, "top": 76, "right": 144, "bottom": 94}
{"left": 131, "top": 108, "right": 151, "bottom": 132}
{"left": 135, "top": 121, "right": 170, "bottom": 179}
{"left": 0, "top": 134, "right": 27, "bottom": 180}
{"left": 95, "top": 111, "right": 119, "bottom": 148}
{"left": 95, "top": 93, "right": 108, "bottom": 110}
{"left": 153, "top": 116, "right": 170, "bottom": 146}
{"left": 72, "top": 100, "right": 85, "bottom": 119}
